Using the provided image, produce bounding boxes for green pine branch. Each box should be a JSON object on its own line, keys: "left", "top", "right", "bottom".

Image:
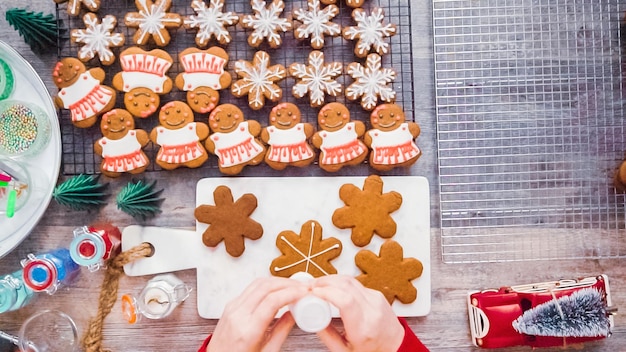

{"left": 52, "top": 174, "right": 109, "bottom": 211}
{"left": 6, "top": 8, "right": 60, "bottom": 53}
{"left": 116, "top": 180, "right": 164, "bottom": 219}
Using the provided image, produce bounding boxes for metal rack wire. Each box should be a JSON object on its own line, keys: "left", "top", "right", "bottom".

{"left": 55, "top": 0, "right": 416, "bottom": 176}
{"left": 434, "top": 0, "right": 626, "bottom": 262}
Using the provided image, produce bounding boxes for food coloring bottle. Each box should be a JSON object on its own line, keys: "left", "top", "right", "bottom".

{"left": 21, "top": 248, "right": 80, "bottom": 294}
{"left": 69, "top": 223, "right": 122, "bottom": 271}
{"left": 0, "top": 270, "right": 34, "bottom": 313}
{"left": 121, "top": 274, "right": 192, "bottom": 324}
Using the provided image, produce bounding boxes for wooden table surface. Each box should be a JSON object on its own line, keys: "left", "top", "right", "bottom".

{"left": 0, "top": 1, "right": 624, "bottom": 351}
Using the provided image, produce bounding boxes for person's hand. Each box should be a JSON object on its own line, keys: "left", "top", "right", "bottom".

{"left": 312, "top": 275, "right": 404, "bottom": 352}
{"left": 207, "top": 277, "right": 309, "bottom": 352}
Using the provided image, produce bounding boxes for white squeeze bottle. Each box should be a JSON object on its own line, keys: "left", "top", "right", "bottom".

{"left": 289, "top": 272, "right": 331, "bottom": 333}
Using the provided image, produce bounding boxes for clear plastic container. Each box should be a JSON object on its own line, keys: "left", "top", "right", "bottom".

{"left": 0, "top": 100, "right": 51, "bottom": 158}
{"left": 0, "top": 157, "right": 30, "bottom": 217}
{"left": 0, "top": 269, "right": 34, "bottom": 313}
{"left": 289, "top": 272, "right": 332, "bottom": 333}
{"left": 18, "top": 309, "right": 78, "bottom": 352}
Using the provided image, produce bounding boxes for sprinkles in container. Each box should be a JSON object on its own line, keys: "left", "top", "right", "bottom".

{"left": 0, "top": 100, "right": 51, "bottom": 158}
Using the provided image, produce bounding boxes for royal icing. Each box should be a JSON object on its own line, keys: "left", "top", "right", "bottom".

{"left": 58, "top": 72, "right": 114, "bottom": 122}
{"left": 231, "top": 51, "right": 286, "bottom": 110}
{"left": 56, "top": 0, "right": 100, "bottom": 16}
{"left": 241, "top": 0, "right": 292, "bottom": 48}
{"left": 71, "top": 13, "right": 124, "bottom": 65}
{"left": 290, "top": 51, "right": 342, "bottom": 107}
{"left": 179, "top": 51, "right": 228, "bottom": 91}
{"left": 119, "top": 52, "right": 173, "bottom": 92}
{"left": 155, "top": 123, "right": 205, "bottom": 164}
{"left": 210, "top": 121, "right": 265, "bottom": 167}
{"left": 125, "top": 0, "right": 182, "bottom": 45}
{"left": 319, "top": 122, "right": 367, "bottom": 165}
{"left": 346, "top": 53, "right": 396, "bottom": 110}
{"left": 184, "top": 0, "right": 239, "bottom": 45}
{"left": 368, "top": 123, "right": 420, "bottom": 165}
{"left": 293, "top": 0, "right": 341, "bottom": 49}
{"left": 343, "top": 8, "right": 396, "bottom": 57}
{"left": 266, "top": 123, "right": 315, "bottom": 163}
{"left": 99, "top": 131, "right": 149, "bottom": 172}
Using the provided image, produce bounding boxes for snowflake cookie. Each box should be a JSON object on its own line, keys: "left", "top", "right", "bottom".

{"left": 231, "top": 51, "right": 286, "bottom": 110}
{"left": 346, "top": 53, "right": 396, "bottom": 111}
{"left": 241, "top": 0, "right": 292, "bottom": 48}
{"left": 289, "top": 51, "right": 342, "bottom": 107}
{"left": 124, "top": 0, "right": 182, "bottom": 46}
{"left": 71, "top": 13, "right": 125, "bottom": 66}
{"left": 54, "top": 0, "right": 100, "bottom": 17}
{"left": 184, "top": 0, "right": 239, "bottom": 46}
{"left": 343, "top": 8, "right": 396, "bottom": 58}
{"left": 293, "top": 0, "right": 341, "bottom": 50}
{"left": 321, "top": 0, "right": 366, "bottom": 8}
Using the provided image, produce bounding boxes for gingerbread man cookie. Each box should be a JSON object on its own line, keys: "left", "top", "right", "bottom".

{"left": 293, "top": 0, "right": 341, "bottom": 50}
{"left": 260, "top": 103, "right": 315, "bottom": 170}
{"left": 184, "top": 0, "right": 239, "bottom": 46}
{"left": 113, "top": 47, "right": 174, "bottom": 118}
{"left": 124, "top": 0, "right": 182, "bottom": 46}
{"left": 149, "top": 101, "right": 210, "bottom": 170}
{"left": 53, "top": 58, "right": 116, "bottom": 128}
{"left": 206, "top": 104, "right": 266, "bottom": 175}
{"left": 311, "top": 102, "right": 368, "bottom": 172}
{"left": 364, "top": 103, "right": 421, "bottom": 171}
{"left": 94, "top": 109, "right": 150, "bottom": 178}
{"left": 175, "top": 47, "right": 231, "bottom": 114}
{"left": 241, "top": 0, "right": 292, "bottom": 48}
{"left": 71, "top": 13, "right": 125, "bottom": 66}
{"left": 54, "top": 0, "right": 100, "bottom": 17}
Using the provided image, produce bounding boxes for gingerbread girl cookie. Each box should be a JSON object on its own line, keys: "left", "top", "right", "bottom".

{"left": 175, "top": 47, "right": 231, "bottom": 114}
{"left": 113, "top": 47, "right": 174, "bottom": 118}
{"left": 124, "top": 0, "right": 182, "bottom": 46}
{"left": 94, "top": 109, "right": 150, "bottom": 178}
{"left": 260, "top": 103, "right": 315, "bottom": 170}
{"left": 206, "top": 104, "right": 266, "bottom": 175}
{"left": 364, "top": 103, "right": 421, "bottom": 171}
{"left": 311, "top": 102, "right": 368, "bottom": 172}
{"left": 184, "top": 0, "right": 239, "bottom": 46}
{"left": 53, "top": 58, "right": 116, "bottom": 128}
{"left": 150, "top": 101, "right": 210, "bottom": 170}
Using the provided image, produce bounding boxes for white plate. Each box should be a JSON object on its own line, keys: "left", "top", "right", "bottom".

{"left": 0, "top": 40, "right": 61, "bottom": 257}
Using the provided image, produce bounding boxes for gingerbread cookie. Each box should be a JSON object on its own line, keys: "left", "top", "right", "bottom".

{"left": 614, "top": 161, "right": 626, "bottom": 192}
{"left": 289, "top": 51, "right": 342, "bottom": 108}
{"left": 241, "top": 0, "right": 292, "bottom": 48}
{"left": 53, "top": 58, "right": 116, "bottom": 128}
{"left": 205, "top": 104, "right": 266, "bottom": 175}
{"left": 332, "top": 175, "right": 402, "bottom": 247}
{"left": 270, "top": 220, "right": 342, "bottom": 278}
{"left": 231, "top": 51, "right": 286, "bottom": 110}
{"left": 364, "top": 104, "right": 421, "bottom": 171}
{"left": 94, "top": 109, "right": 150, "bottom": 178}
{"left": 346, "top": 53, "right": 396, "bottom": 111}
{"left": 71, "top": 13, "right": 125, "bottom": 66}
{"left": 343, "top": 8, "right": 396, "bottom": 58}
{"left": 175, "top": 47, "right": 231, "bottom": 114}
{"left": 54, "top": 0, "right": 100, "bottom": 17}
{"left": 195, "top": 185, "right": 263, "bottom": 257}
{"left": 113, "top": 47, "right": 174, "bottom": 118}
{"left": 149, "top": 101, "right": 209, "bottom": 170}
{"left": 321, "top": 0, "right": 366, "bottom": 8}
{"left": 184, "top": 0, "right": 239, "bottom": 46}
{"left": 355, "top": 240, "right": 423, "bottom": 304}
{"left": 260, "top": 103, "right": 315, "bottom": 170}
{"left": 293, "top": 0, "right": 341, "bottom": 50}
{"left": 311, "top": 103, "right": 367, "bottom": 172}
{"left": 124, "top": 0, "right": 182, "bottom": 46}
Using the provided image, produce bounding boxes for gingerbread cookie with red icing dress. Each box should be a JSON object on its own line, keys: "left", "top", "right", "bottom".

{"left": 311, "top": 102, "right": 367, "bottom": 172}
{"left": 364, "top": 103, "right": 421, "bottom": 171}
{"left": 150, "top": 101, "right": 210, "bottom": 170}
{"left": 260, "top": 103, "right": 315, "bottom": 170}
{"left": 113, "top": 47, "right": 174, "bottom": 118}
{"left": 175, "top": 47, "right": 231, "bottom": 114}
{"left": 206, "top": 104, "right": 266, "bottom": 175}
{"left": 53, "top": 58, "right": 116, "bottom": 129}
{"left": 94, "top": 109, "right": 150, "bottom": 178}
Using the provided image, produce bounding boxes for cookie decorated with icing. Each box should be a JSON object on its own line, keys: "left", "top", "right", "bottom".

{"left": 113, "top": 47, "right": 174, "bottom": 118}
{"left": 289, "top": 51, "right": 342, "bottom": 108}
{"left": 205, "top": 104, "right": 266, "bottom": 175}
{"left": 94, "top": 109, "right": 150, "bottom": 178}
{"left": 241, "top": 0, "right": 292, "bottom": 48}
{"left": 231, "top": 51, "right": 286, "bottom": 110}
{"left": 71, "top": 13, "right": 125, "bottom": 66}
{"left": 320, "top": 0, "right": 366, "bottom": 8}
{"left": 54, "top": 0, "right": 100, "bottom": 17}
{"left": 184, "top": 0, "right": 239, "bottom": 46}
{"left": 124, "top": 0, "right": 182, "bottom": 46}
{"left": 175, "top": 47, "right": 231, "bottom": 114}
{"left": 53, "top": 58, "right": 116, "bottom": 128}
{"left": 311, "top": 102, "right": 367, "bottom": 172}
{"left": 346, "top": 53, "right": 396, "bottom": 111}
{"left": 364, "top": 103, "right": 421, "bottom": 171}
{"left": 260, "top": 103, "right": 315, "bottom": 170}
{"left": 343, "top": 8, "right": 396, "bottom": 58}
{"left": 149, "top": 101, "right": 210, "bottom": 170}
{"left": 293, "top": 0, "right": 340, "bottom": 50}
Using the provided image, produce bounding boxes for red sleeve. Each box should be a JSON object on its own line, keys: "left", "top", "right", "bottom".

{"left": 197, "top": 335, "right": 212, "bottom": 352}
{"left": 397, "top": 317, "right": 429, "bottom": 352}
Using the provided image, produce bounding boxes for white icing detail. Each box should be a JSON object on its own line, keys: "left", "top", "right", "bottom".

{"left": 346, "top": 53, "right": 396, "bottom": 110}
{"left": 71, "top": 14, "right": 124, "bottom": 63}
{"left": 343, "top": 8, "right": 396, "bottom": 57}
{"left": 181, "top": 73, "right": 221, "bottom": 91}
{"left": 210, "top": 121, "right": 264, "bottom": 167}
{"left": 125, "top": 0, "right": 181, "bottom": 45}
{"left": 155, "top": 123, "right": 205, "bottom": 164}
{"left": 241, "top": 0, "right": 292, "bottom": 47}
{"left": 293, "top": 0, "right": 340, "bottom": 49}
{"left": 99, "top": 132, "right": 148, "bottom": 172}
{"left": 266, "top": 123, "right": 314, "bottom": 163}
{"left": 231, "top": 51, "right": 285, "bottom": 110}
{"left": 179, "top": 51, "right": 227, "bottom": 90}
{"left": 290, "top": 51, "right": 342, "bottom": 107}
{"left": 184, "top": 0, "right": 239, "bottom": 45}
{"left": 121, "top": 72, "right": 169, "bottom": 92}
{"left": 58, "top": 72, "right": 113, "bottom": 122}
{"left": 318, "top": 122, "right": 366, "bottom": 165}
{"left": 273, "top": 223, "right": 340, "bottom": 275}
{"left": 368, "top": 123, "right": 421, "bottom": 165}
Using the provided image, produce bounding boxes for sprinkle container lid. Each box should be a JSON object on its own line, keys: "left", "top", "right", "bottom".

{"left": 0, "top": 58, "right": 14, "bottom": 101}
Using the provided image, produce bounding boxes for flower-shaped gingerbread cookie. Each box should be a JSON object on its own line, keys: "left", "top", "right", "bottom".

{"left": 94, "top": 109, "right": 150, "bottom": 178}
{"left": 195, "top": 185, "right": 263, "bottom": 257}
{"left": 321, "top": 0, "right": 365, "bottom": 8}
{"left": 231, "top": 51, "right": 286, "bottom": 110}
{"left": 184, "top": 0, "right": 239, "bottom": 46}
{"left": 71, "top": 13, "right": 125, "bottom": 66}
{"left": 332, "top": 175, "right": 402, "bottom": 247}
{"left": 175, "top": 47, "right": 231, "bottom": 114}
{"left": 241, "top": 0, "right": 292, "bottom": 48}
{"left": 356, "top": 240, "right": 423, "bottom": 304}
{"left": 270, "top": 220, "right": 342, "bottom": 278}
{"left": 205, "top": 104, "right": 266, "bottom": 175}
{"left": 289, "top": 51, "right": 342, "bottom": 108}
{"left": 149, "top": 101, "right": 210, "bottom": 170}
{"left": 293, "top": 0, "right": 341, "bottom": 50}
{"left": 53, "top": 58, "right": 116, "bottom": 128}
{"left": 54, "top": 0, "right": 100, "bottom": 17}
{"left": 364, "top": 103, "right": 421, "bottom": 171}
{"left": 346, "top": 53, "right": 396, "bottom": 111}
{"left": 342, "top": 8, "right": 396, "bottom": 58}
{"left": 260, "top": 103, "right": 315, "bottom": 170}
{"left": 311, "top": 103, "right": 367, "bottom": 172}
{"left": 124, "top": 0, "right": 182, "bottom": 46}
{"left": 113, "top": 47, "right": 174, "bottom": 118}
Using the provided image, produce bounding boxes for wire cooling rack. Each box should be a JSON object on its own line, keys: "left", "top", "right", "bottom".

{"left": 434, "top": 0, "right": 626, "bottom": 263}
{"left": 55, "top": 0, "right": 415, "bottom": 176}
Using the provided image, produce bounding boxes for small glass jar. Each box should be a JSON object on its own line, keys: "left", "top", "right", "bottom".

{"left": 121, "top": 274, "right": 192, "bottom": 324}
{"left": 289, "top": 272, "right": 332, "bottom": 333}
{"left": 0, "top": 100, "right": 51, "bottom": 158}
{"left": 21, "top": 248, "right": 81, "bottom": 294}
{"left": 69, "top": 223, "right": 122, "bottom": 272}
{"left": 0, "top": 269, "right": 34, "bottom": 313}
{"left": 18, "top": 309, "right": 78, "bottom": 352}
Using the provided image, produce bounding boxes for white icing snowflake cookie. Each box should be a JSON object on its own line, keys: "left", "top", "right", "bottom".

{"left": 289, "top": 51, "right": 342, "bottom": 107}
{"left": 71, "top": 13, "right": 125, "bottom": 66}
{"left": 293, "top": 0, "right": 341, "bottom": 49}
{"left": 231, "top": 51, "right": 286, "bottom": 110}
{"left": 54, "top": 0, "right": 100, "bottom": 17}
{"left": 343, "top": 8, "right": 396, "bottom": 58}
{"left": 346, "top": 53, "right": 396, "bottom": 111}
{"left": 241, "top": 0, "right": 292, "bottom": 48}
{"left": 124, "top": 0, "right": 182, "bottom": 46}
{"left": 184, "top": 0, "right": 239, "bottom": 46}
{"left": 320, "top": 0, "right": 366, "bottom": 8}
